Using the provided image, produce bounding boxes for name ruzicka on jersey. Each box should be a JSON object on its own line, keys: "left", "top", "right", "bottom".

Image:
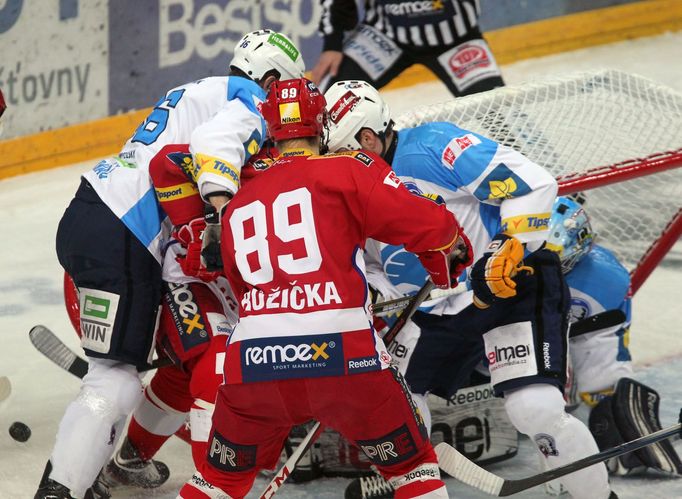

{"left": 240, "top": 280, "right": 342, "bottom": 312}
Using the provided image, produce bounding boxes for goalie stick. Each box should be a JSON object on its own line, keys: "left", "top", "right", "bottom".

{"left": 28, "top": 325, "right": 173, "bottom": 378}
{"left": 257, "top": 279, "right": 436, "bottom": 498}
{"left": 435, "top": 417, "right": 682, "bottom": 496}
{"left": 569, "top": 309, "right": 626, "bottom": 338}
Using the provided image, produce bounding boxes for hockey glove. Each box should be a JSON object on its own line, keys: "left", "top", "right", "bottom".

{"left": 417, "top": 232, "right": 474, "bottom": 289}
{"left": 173, "top": 218, "right": 221, "bottom": 282}
{"left": 470, "top": 234, "right": 534, "bottom": 309}
{"left": 200, "top": 202, "right": 227, "bottom": 272}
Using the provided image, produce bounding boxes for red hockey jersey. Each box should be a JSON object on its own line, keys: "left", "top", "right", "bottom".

{"left": 220, "top": 149, "right": 460, "bottom": 384}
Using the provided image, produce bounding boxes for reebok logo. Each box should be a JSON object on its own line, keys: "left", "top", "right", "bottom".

{"left": 543, "top": 342, "right": 551, "bottom": 369}
{"left": 348, "top": 357, "right": 378, "bottom": 369}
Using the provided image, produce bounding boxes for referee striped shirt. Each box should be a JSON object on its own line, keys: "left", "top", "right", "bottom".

{"left": 320, "top": 0, "right": 482, "bottom": 51}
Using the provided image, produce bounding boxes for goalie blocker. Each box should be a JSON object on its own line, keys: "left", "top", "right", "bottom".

{"left": 589, "top": 377, "right": 682, "bottom": 475}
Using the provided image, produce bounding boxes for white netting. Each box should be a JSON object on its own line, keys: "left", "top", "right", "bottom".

{"left": 395, "top": 70, "right": 682, "bottom": 278}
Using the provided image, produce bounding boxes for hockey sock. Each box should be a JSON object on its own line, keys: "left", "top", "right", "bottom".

{"left": 127, "top": 384, "right": 189, "bottom": 460}
{"left": 49, "top": 360, "right": 142, "bottom": 497}
{"left": 505, "top": 383, "right": 611, "bottom": 499}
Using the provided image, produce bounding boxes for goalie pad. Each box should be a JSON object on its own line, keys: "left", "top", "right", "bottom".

{"left": 589, "top": 377, "right": 682, "bottom": 475}
{"left": 315, "top": 383, "right": 519, "bottom": 477}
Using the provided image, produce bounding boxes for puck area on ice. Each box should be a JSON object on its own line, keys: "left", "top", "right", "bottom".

{"left": 9, "top": 421, "right": 31, "bottom": 442}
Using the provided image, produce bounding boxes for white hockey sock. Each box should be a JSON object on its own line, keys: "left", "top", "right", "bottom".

{"left": 504, "top": 384, "right": 611, "bottom": 499}
{"left": 49, "top": 360, "right": 142, "bottom": 497}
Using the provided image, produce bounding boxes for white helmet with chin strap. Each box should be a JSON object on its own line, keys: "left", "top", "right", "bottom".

{"left": 230, "top": 29, "right": 305, "bottom": 82}
{"left": 324, "top": 80, "right": 392, "bottom": 152}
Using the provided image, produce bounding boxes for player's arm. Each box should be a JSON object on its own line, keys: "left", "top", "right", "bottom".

{"left": 311, "top": 0, "right": 360, "bottom": 84}
{"left": 362, "top": 162, "right": 472, "bottom": 288}
{"left": 453, "top": 139, "right": 557, "bottom": 306}
{"left": 189, "top": 98, "right": 265, "bottom": 204}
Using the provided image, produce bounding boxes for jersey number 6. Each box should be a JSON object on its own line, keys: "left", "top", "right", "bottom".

{"left": 229, "top": 187, "right": 322, "bottom": 285}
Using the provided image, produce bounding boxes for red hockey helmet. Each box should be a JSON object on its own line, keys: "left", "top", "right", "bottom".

{"left": 260, "top": 78, "right": 327, "bottom": 142}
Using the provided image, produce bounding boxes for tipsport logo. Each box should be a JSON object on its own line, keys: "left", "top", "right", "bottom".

{"left": 240, "top": 333, "right": 345, "bottom": 382}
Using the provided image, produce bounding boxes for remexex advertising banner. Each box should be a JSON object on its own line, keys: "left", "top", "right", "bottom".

{"left": 0, "top": 0, "right": 109, "bottom": 138}
{"left": 109, "top": 0, "right": 322, "bottom": 113}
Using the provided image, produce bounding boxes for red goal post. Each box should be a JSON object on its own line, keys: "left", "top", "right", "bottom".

{"left": 395, "top": 70, "right": 682, "bottom": 295}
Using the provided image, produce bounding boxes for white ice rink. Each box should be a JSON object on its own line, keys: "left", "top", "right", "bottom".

{"left": 1, "top": 31, "right": 681, "bottom": 498}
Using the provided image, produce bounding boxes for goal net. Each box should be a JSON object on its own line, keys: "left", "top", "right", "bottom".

{"left": 395, "top": 70, "right": 682, "bottom": 294}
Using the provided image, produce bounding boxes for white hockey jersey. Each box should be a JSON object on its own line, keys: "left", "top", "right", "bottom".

{"left": 82, "top": 76, "right": 267, "bottom": 262}
{"left": 367, "top": 122, "right": 557, "bottom": 315}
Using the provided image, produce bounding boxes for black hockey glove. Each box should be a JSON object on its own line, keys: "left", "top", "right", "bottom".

{"left": 200, "top": 203, "right": 227, "bottom": 272}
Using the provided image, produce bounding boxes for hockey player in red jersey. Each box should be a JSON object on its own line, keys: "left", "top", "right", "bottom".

{"left": 177, "top": 78, "right": 471, "bottom": 499}
{"left": 97, "top": 144, "right": 275, "bottom": 490}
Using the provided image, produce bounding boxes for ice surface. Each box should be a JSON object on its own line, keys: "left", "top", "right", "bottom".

{"left": 1, "top": 31, "right": 681, "bottom": 499}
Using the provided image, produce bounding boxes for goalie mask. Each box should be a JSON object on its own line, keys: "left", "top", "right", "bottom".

{"left": 324, "top": 80, "right": 392, "bottom": 152}
{"left": 546, "top": 196, "right": 595, "bottom": 273}
{"left": 230, "top": 29, "right": 305, "bottom": 82}
{"left": 260, "top": 78, "right": 328, "bottom": 142}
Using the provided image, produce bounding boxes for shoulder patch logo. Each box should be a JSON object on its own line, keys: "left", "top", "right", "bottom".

{"left": 383, "top": 170, "right": 401, "bottom": 188}
{"left": 441, "top": 133, "right": 481, "bottom": 169}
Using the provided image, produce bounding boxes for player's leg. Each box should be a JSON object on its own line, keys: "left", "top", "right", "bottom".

{"left": 105, "top": 279, "right": 235, "bottom": 488}
{"left": 320, "top": 367, "right": 448, "bottom": 498}
{"left": 419, "top": 32, "right": 504, "bottom": 97}
{"left": 486, "top": 249, "right": 612, "bottom": 499}
{"left": 102, "top": 364, "right": 190, "bottom": 488}
{"left": 178, "top": 381, "right": 298, "bottom": 499}
{"left": 36, "top": 178, "right": 161, "bottom": 499}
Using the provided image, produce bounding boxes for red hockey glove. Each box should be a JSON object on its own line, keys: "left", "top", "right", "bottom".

{"left": 173, "top": 218, "right": 221, "bottom": 282}
{"left": 417, "top": 232, "right": 474, "bottom": 289}
{"left": 470, "top": 234, "right": 534, "bottom": 309}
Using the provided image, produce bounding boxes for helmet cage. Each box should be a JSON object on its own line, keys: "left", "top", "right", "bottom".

{"left": 547, "top": 197, "right": 595, "bottom": 273}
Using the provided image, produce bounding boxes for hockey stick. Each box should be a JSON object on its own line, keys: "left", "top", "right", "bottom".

{"left": 372, "top": 285, "right": 466, "bottom": 316}
{"left": 435, "top": 419, "right": 682, "bottom": 496}
{"left": 568, "top": 309, "right": 626, "bottom": 338}
{"left": 29, "top": 325, "right": 173, "bottom": 377}
{"left": 259, "top": 422, "right": 325, "bottom": 499}
{"left": 258, "top": 282, "right": 437, "bottom": 498}
{"left": 382, "top": 279, "right": 435, "bottom": 346}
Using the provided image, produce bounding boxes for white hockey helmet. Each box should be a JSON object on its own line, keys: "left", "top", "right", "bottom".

{"left": 546, "top": 196, "right": 595, "bottom": 273}
{"left": 324, "top": 80, "right": 392, "bottom": 152}
{"left": 230, "top": 29, "right": 305, "bottom": 82}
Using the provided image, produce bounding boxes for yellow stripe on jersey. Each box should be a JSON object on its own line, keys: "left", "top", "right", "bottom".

{"left": 155, "top": 182, "right": 199, "bottom": 202}
{"left": 193, "top": 153, "right": 240, "bottom": 190}
{"left": 501, "top": 212, "right": 551, "bottom": 235}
